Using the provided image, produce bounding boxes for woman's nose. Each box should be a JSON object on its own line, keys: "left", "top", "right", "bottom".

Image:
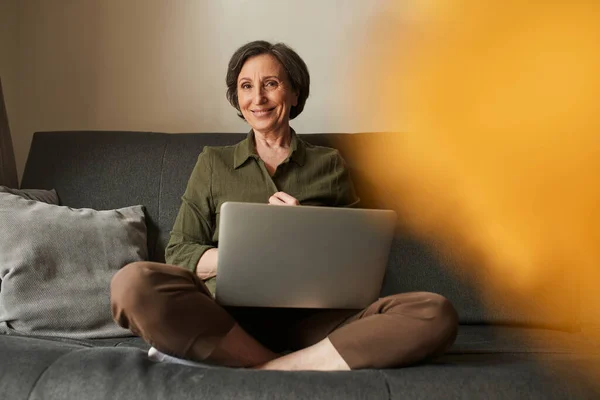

{"left": 253, "top": 86, "right": 267, "bottom": 104}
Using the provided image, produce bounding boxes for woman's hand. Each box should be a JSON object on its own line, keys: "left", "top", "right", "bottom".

{"left": 196, "top": 248, "right": 218, "bottom": 280}
{"left": 268, "top": 191, "right": 300, "bottom": 206}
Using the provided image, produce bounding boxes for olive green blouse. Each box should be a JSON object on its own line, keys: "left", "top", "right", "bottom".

{"left": 165, "top": 129, "right": 360, "bottom": 295}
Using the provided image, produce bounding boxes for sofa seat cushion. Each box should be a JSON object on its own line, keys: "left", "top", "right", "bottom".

{"left": 0, "top": 334, "right": 82, "bottom": 398}
{"left": 1, "top": 332, "right": 599, "bottom": 400}
{"left": 0, "top": 334, "right": 390, "bottom": 400}
{"left": 383, "top": 353, "right": 600, "bottom": 399}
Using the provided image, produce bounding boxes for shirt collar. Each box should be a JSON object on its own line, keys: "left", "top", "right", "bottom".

{"left": 233, "top": 128, "right": 306, "bottom": 169}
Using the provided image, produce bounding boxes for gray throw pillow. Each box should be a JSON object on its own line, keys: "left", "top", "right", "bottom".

{"left": 0, "top": 186, "right": 59, "bottom": 204}
{"left": 0, "top": 192, "right": 147, "bottom": 338}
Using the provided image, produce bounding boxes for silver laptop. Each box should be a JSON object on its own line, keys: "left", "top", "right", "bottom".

{"left": 215, "top": 202, "right": 397, "bottom": 309}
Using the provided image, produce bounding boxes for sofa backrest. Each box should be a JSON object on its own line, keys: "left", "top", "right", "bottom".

{"left": 20, "top": 131, "right": 579, "bottom": 330}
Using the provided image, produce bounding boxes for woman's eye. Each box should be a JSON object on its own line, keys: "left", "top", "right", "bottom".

{"left": 241, "top": 83, "right": 251, "bottom": 89}
{"left": 265, "top": 81, "right": 278, "bottom": 88}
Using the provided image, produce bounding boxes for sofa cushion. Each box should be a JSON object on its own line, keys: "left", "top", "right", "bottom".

{"left": 1, "top": 332, "right": 598, "bottom": 400}
{"left": 0, "top": 192, "right": 147, "bottom": 338}
{"left": 0, "top": 334, "right": 82, "bottom": 398}
{"left": 382, "top": 353, "right": 600, "bottom": 399}
{"left": 0, "top": 334, "right": 390, "bottom": 400}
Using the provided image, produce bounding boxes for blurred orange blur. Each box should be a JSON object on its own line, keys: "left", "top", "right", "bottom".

{"left": 352, "top": 0, "right": 599, "bottom": 381}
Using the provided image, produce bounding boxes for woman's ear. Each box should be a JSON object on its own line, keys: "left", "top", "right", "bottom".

{"left": 292, "top": 90, "right": 299, "bottom": 107}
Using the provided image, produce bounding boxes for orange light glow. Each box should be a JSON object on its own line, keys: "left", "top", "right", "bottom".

{"left": 353, "top": 0, "right": 600, "bottom": 382}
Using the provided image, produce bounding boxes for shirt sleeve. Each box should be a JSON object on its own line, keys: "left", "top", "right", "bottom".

{"left": 165, "top": 147, "right": 216, "bottom": 273}
{"left": 332, "top": 151, "right": 361, "bottom": 208}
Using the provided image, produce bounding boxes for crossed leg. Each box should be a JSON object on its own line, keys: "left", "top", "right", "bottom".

{"left": 111, "top": 262, "right": 458, "bottom": 370}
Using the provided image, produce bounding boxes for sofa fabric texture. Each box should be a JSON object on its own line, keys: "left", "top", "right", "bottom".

{"left": 0, "top": 130, "right": 596, "bottom": 400}
{"left": 0, "top": 192, "right": 147, "bottom": 338}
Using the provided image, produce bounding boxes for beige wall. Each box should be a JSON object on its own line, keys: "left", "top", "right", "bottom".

{"left": 4, "top": 0, "right": 404, "bottom": 182}
{"left": 0, "top": 0, "right": 18, "bottom": 150}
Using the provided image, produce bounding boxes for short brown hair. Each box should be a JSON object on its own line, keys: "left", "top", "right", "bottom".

{"left": 226, "top": 40, "right": 310, "bottom": 120}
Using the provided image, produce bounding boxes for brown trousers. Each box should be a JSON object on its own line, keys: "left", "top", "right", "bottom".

{"left": 110, "top": 262, "right": 458, "bottom": 369}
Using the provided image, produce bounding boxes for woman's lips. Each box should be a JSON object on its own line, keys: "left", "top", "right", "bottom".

{"left": 251, "top": 108, "right": 275, "bottom": 117}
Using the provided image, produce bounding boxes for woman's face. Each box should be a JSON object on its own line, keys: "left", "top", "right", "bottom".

{"left": 237, "top": 54, "right": 298, "bottom": 135}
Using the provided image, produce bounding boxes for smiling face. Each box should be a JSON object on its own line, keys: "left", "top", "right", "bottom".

{"left": 237, "top": 53, "right": 299, "bottom": 136}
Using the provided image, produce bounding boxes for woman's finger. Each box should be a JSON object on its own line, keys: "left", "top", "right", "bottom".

{"left": 274, "top": 191, "right": 299, "bottom": 205}
{"left": 268, "top": 194, "right": 286, "bottom": 205}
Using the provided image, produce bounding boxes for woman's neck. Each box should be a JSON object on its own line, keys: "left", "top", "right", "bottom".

{"left": 253, "top": 126, "right": 292, "bottom": 151}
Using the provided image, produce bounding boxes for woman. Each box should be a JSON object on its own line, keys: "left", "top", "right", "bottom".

{"left": 111, "top": 40, "right": 458, "bottom": 370}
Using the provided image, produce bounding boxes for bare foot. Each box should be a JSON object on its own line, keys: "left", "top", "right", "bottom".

{"left": 253, "top": 337, "right": 351, "bottom": 371}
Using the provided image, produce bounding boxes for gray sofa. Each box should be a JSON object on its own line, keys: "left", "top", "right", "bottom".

{"left": 1, "top": 130, "right": 599, "bottom": 399}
